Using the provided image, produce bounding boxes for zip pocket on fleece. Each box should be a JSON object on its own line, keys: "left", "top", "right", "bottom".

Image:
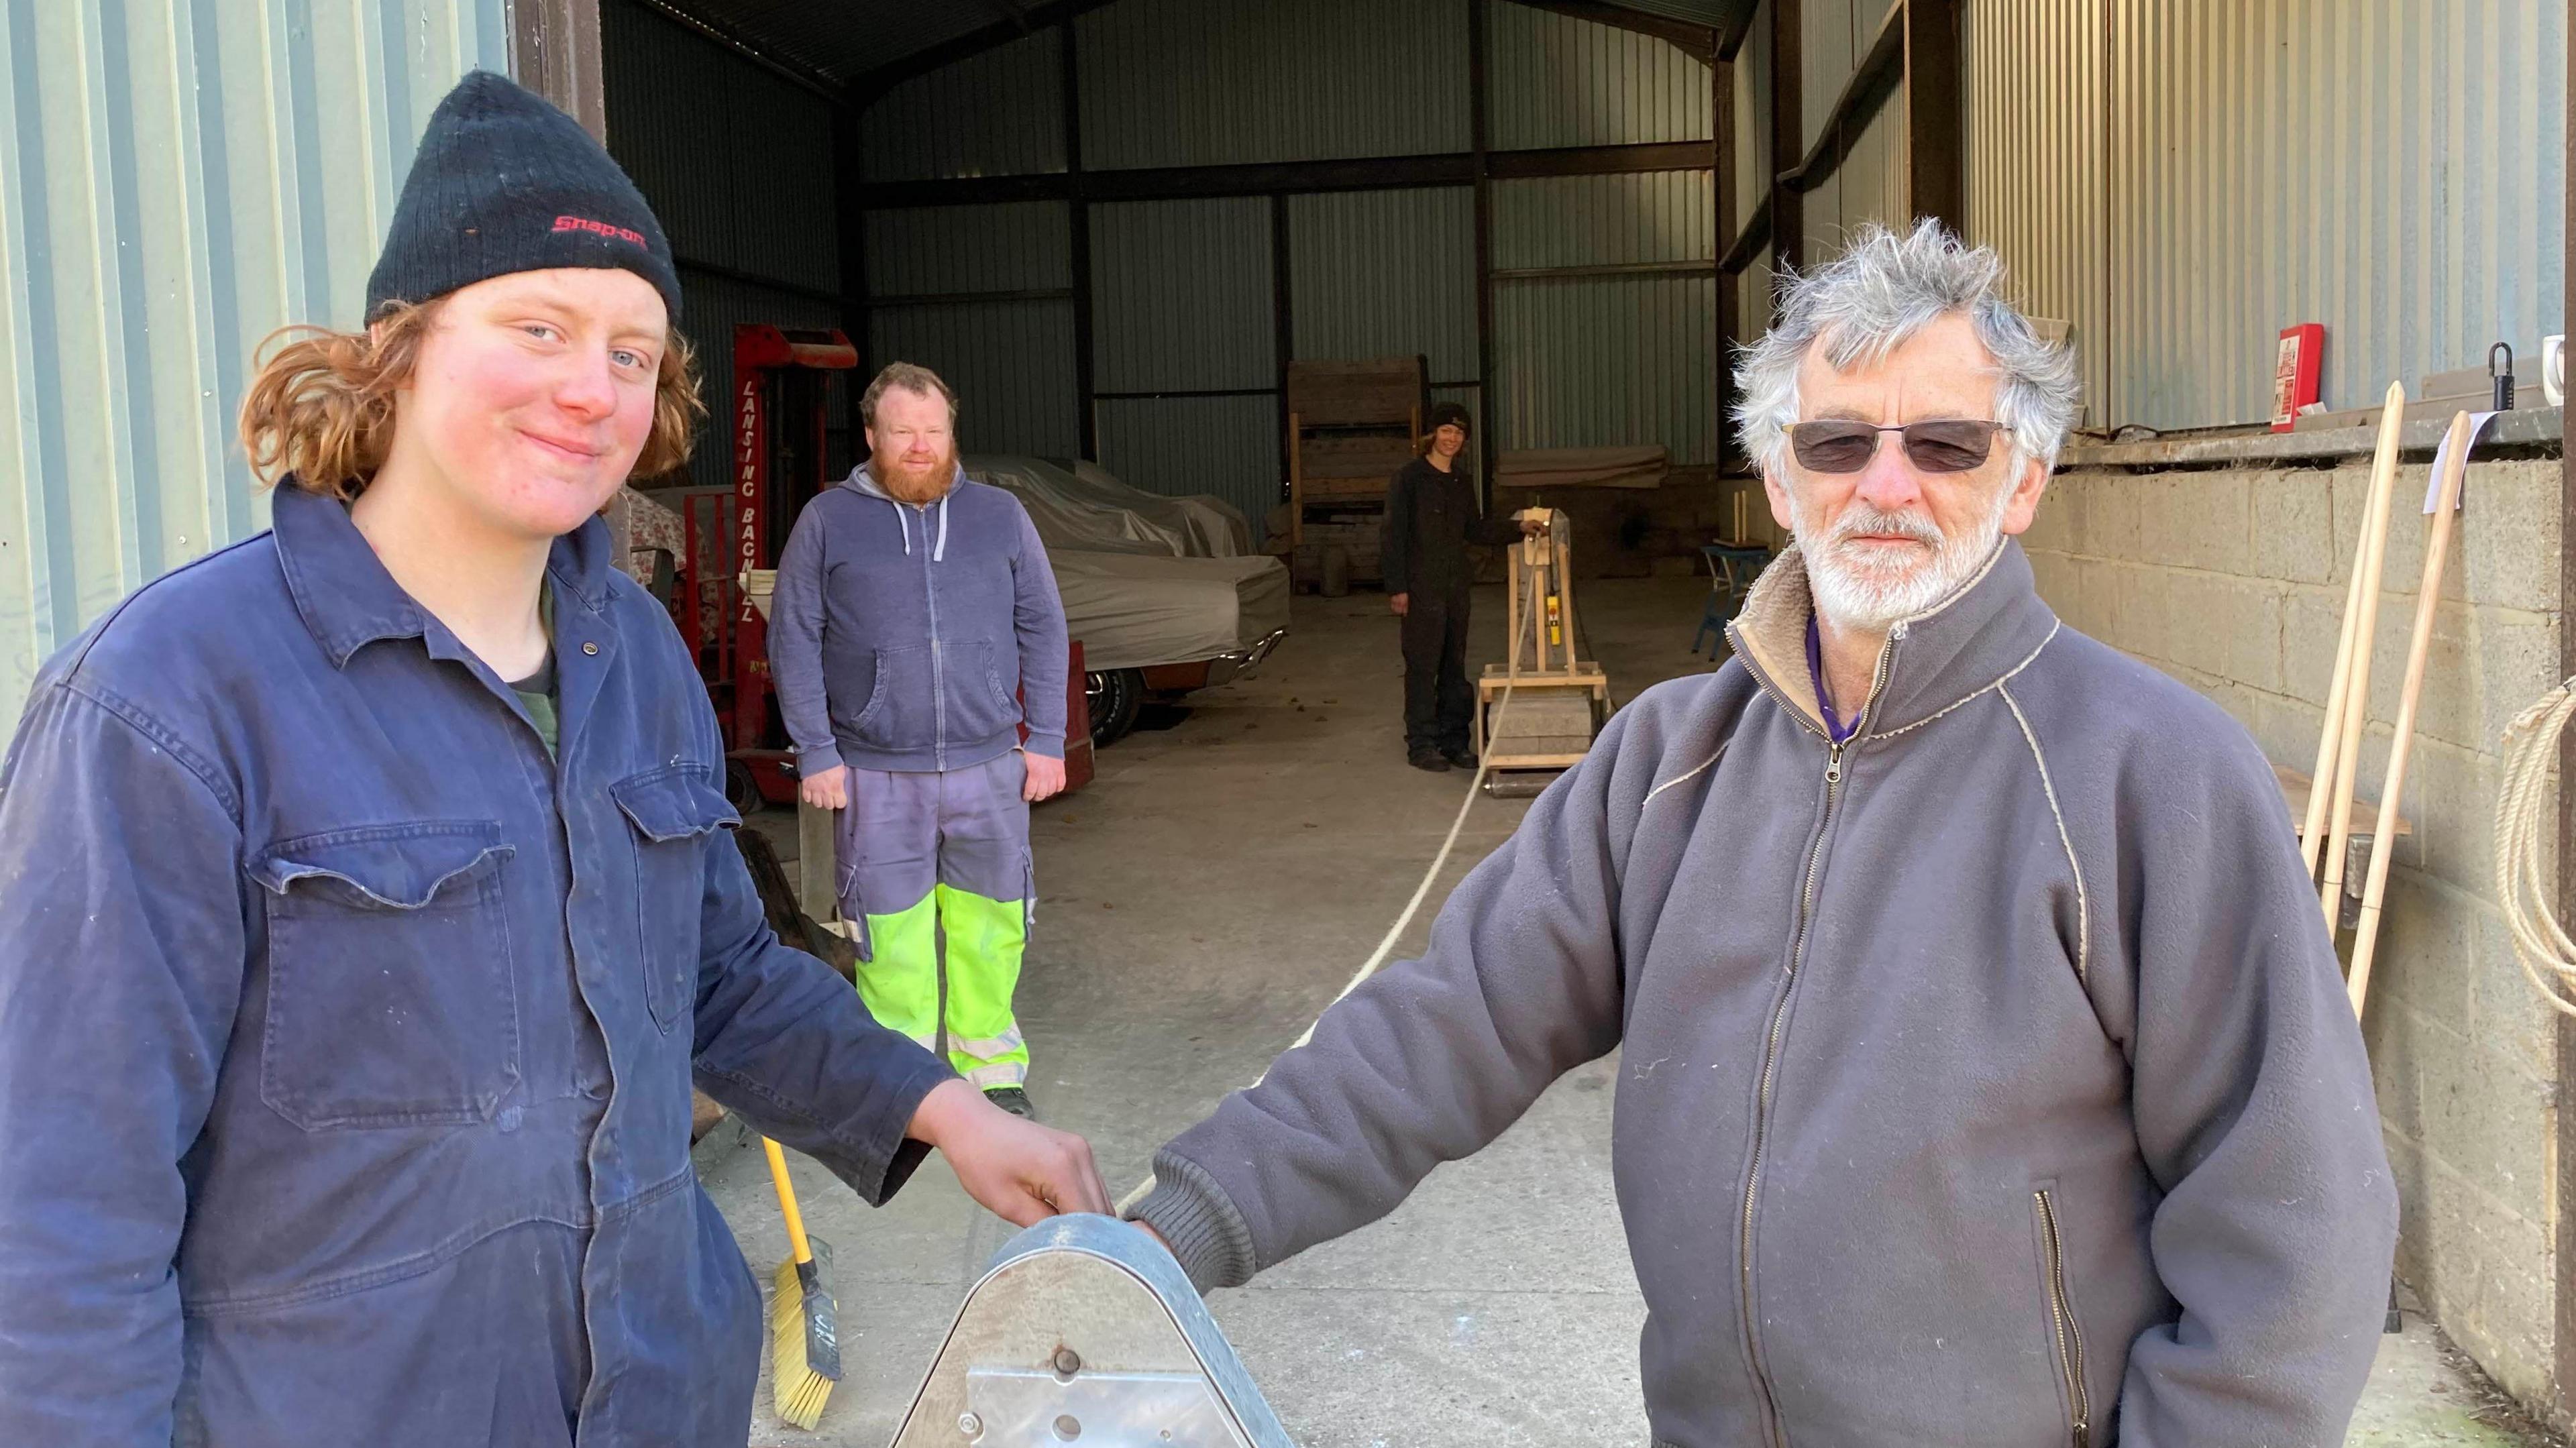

{"left": 2033, "top": 1187, "right": 2092, "bottom": 1448}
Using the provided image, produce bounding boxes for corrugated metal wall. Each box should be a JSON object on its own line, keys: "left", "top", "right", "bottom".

{"left": 1077, "top": 0, "right": 1471, "bottom": 169}
{"left": 603, "top": 0, "right": 847, "bottom": 492}
{"left": 1803, "top": 74, "right": 1909, "bottom": 255}
{"left": 1962, "top": 0, "right": 2111, "bottom": 425}
{"left": 1088, "top": 197, "right": 1279, "bottom": 525}
{"left": 1966, "top": 0, "right": 2567, "bottom": 431}
{"left": 1487, "top": 2, "right": 1714, "bottom": 149}
{"left": 1287, "top": 188, "right": 1479, "bottom": 382}
{"left": 0, "top": 0, "right": 511, "bottom": 716}
{"left": 860, "top": 29, "right": 1064, "bottom": 184}
{"left": 1493, "top": 171, "right": 1721, "bottom": 463}
{"left": 866, "top": 202, "right": 1079, "bottom": 458}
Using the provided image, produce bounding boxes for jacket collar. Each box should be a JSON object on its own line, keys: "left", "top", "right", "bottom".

{"left": 1726, "top": 536, "right": 2059, "bottom": 741}
{"left": 273, "top": 481, "right": 617, "bottom": 669}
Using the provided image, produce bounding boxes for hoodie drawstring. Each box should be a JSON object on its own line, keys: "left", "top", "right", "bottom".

{"left": 933, "top": 495, "right": 950, "bottom": 563}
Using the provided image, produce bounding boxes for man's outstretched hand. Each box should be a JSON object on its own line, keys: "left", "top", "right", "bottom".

{"left": 907, "top": 1078, "right": 1108, "bottom": 1227}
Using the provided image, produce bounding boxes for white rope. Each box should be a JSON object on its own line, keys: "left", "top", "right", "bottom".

{"left": 2494, "top": 675, "right": 2576, "bottom": 1017}
{"left": 1114, "top": 546, "right": 1549, "bottom": 1215}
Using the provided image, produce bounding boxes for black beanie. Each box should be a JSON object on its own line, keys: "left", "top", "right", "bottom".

{"left": 1427, "top": 401, "right": 1473, "bottom": 434}
{"left": 366, "top": 71, "right": 682, "bottom": 323}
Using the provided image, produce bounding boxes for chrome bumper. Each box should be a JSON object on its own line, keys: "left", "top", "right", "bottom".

{"left": 1203, "top": 628, "right": 1288, "bottom": 687}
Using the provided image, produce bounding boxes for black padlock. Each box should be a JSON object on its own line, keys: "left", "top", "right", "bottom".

{"left": 2491, "top": 341, "right": 2516, "bottom": 410}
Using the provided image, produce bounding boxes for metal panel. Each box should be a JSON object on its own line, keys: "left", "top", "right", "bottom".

{"left": 1833, "top": 72, "right": 1908, "bottom": 235}
{"left": 1491, "top": 171, "right": 1717, "bottom": 268}
{"left": 602, "top": 0, "right": 837, "bottom": 294}
{"left": 1487, "top": 2, "right": 1715, "bottom": 150}
{"left": 1495, "top": 272, "right": 1723, "bottom": 464}
{"left": 860, "top": 28, "right": 1065, "bottom": 184}
{"left": 1077, "top": 0, "right": 1470, "bottom": 170}
{"left": 2109, "top": 0, "right": 2567, "bottom": 429}
{"left": 869, "top": 299, "right": 1079, "bottom": 460}
{"left": 1963, "top": 0, "right": 2111, "bottom": 425}
{"left": 865, "top": 201, "right": 1073, "bottom": 297}
{"left": 1734, "top": 0, "right": 1772, "bottom": 227}
{"left": 1089, "top": 197, "right": 1274, "bottom": 393}
{"left": 1093, "top": 394, "right": 1281, "bottom": 541}
{"left": 0, "top": 0, "right": 511, "bottom": 718}
{"left": 1289, "top": 187, "right": 1478, "bottom": 380}
{"left": 1801, "top": 0, "right": 1858, "bottom": 151}
{"left": 1964, "top": 0, "right": 2567, "bottom": 432}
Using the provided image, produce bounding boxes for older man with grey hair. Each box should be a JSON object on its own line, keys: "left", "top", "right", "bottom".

{"left": 1127, "top": 222, "right": 2397, "bottom": 1446}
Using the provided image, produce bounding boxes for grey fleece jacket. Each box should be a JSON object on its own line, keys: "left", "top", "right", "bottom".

{"left": 1132, "top": 539, "right": 2398, "bottom": 1448}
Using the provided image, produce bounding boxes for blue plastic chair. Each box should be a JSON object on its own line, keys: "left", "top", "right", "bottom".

{"left": 1692, "top": 542, "right": 1772, "bottom": 658}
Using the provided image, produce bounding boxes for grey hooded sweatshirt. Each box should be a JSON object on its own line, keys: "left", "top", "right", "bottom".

{"left": 768, "top": 465, "right": 1068, "bottom": 775}
{"left": 1131, "top": 539, "right": 2398, "bottom": 1447}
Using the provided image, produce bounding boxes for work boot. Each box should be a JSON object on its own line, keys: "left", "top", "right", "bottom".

{"left": 983, "top": 1086, "right": 1036, "bottom": 1119}
{"left": 1441, "top": 744, "right": 1479, "bottom": 770}
{"left": 1408, "top": 749, "right": 1452, "bottom": 773}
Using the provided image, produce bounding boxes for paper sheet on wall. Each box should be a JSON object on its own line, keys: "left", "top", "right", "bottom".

{"left": 2423, "top": 410, "right": 2501, "bottom": 512}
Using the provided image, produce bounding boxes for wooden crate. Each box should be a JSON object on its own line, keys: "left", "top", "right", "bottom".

{"left": 1285, "top": 357, "right": 1425, "bottom": 425}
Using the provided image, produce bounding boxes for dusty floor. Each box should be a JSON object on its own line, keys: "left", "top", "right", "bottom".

{"left": 701, "top": 574, "right": 2554, "bottom": 1447}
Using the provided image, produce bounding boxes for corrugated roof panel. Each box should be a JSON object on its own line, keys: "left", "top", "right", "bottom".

{"left": 604, "top": 0, "right": 839, "bottom": 293}
{"left": 865, "top": 201, "right": 1073, "bottom": 297}
{"left": 860, "top": 28, "right": 1065, "bottom": 183}
{"left": 1491, "top": 171, "right": 1717, "bottom": 269}
{"left": 0, "top": 0, "right": 510, "bottom": 718}
{"left": 1077, "top": 0, "right": 1470, "bottom": 170}
{"left": 1288, "top": 187, "right": 1478, "bottom": 382}
{"left": 1087, "top": 197, "right": 1275, "bottom": 393}
{"left": 1487, "top": 3, "right": 1715, "bottom": 150}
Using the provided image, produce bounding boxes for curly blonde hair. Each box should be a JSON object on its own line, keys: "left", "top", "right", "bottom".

{"left": 238, "top": 298, "right": 704, "bottom": 500}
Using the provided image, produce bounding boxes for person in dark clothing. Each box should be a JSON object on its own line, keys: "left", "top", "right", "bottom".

{"left": 1383, "top": 402, "right": 1544, "bottom": 771}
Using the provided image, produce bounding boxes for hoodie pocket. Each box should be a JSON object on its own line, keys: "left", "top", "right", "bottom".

{"left": 851, "top": 645, "right": 933, "bottom": 748}
{"left": 2032, "top": 1186, "right": 2094, "bottom": 1448}
{"left": 940, "top": 639, "right": 1018, "bottom": 744}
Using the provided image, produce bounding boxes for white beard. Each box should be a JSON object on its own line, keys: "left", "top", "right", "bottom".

{"left": 1791, "top": 480, "right": 2012, "bottom": 633}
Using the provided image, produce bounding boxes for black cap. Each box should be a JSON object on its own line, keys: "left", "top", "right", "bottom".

{"left": 1427, "top": 401, "right": 1473, "bottom": 435}
{"left": 366, "top": 71, "right": 682, "bottom": 323}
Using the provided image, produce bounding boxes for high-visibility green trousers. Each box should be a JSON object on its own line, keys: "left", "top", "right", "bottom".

{"left": 831, "top": 751, "right": 1032, "bottom": 1089}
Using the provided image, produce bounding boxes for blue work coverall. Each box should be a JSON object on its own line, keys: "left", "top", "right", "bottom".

{"left": 0, "top": 484, "right": 955, "bottom": 1445}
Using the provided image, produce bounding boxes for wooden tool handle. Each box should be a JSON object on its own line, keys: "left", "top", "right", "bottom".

{"left": 2301, "top": 382, "right": 2407, "bottom": 879}
{"left": 2349, "top": 410, "right": 2474, "bottom": 1015}
{"left": 2320, "top": 384, "right": 2408, "bottom": 921}
{"left": 763, "top": 1137, "right": 816, "bottom": 1267}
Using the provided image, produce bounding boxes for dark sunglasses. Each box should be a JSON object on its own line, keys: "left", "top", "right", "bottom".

{"left": 1788, "top": 419, "right": 2008, "bottom": 474}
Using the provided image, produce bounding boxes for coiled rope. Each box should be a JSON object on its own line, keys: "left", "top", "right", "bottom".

{"left": 2495, "top": 675, "right": 2576, "bottom": 1016}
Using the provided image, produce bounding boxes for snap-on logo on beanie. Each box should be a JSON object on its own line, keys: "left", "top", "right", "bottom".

{"left": 553, "top": 215, "right": 649, "bottom": 248}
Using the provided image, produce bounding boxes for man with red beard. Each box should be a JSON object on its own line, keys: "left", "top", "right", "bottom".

{"left": 1128, "top": 223, "right": 2396, "bottom": 1446}
{"left": 768, "top": 364, "right": 1068, "bottom": 1118}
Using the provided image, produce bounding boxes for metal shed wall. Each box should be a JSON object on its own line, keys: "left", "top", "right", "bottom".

{"left": 864, "top": 201, "right": 1078, "bottom": 459}
{"left": 859, "top": 28, "right": 1064, "bottom": 184}
{"left": 1964, "top": 0, "right": 2567, "bottom": 432}
{"left": 1075, "top": 0, "right": 1471, "bottom": 170}
{"left": 1493, "top": 171, "right": 1721, "bottom": 463}
{"left": 1487, "top": 1, "right": 1715, "bottom": 150}
{"left": 0, "top": 0, "right": 511, "bottom": 717}
{"left": 1287, "top": 187, "right": 1480, "bottom": 384}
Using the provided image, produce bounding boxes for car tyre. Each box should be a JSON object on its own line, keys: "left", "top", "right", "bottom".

{"left": 1087, "top": 667, "right": 1144, "bottom": 748}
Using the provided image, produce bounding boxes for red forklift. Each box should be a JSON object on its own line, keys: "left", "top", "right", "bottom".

{"left": 666, "top": 324, "right": 1092, "bottom": 812}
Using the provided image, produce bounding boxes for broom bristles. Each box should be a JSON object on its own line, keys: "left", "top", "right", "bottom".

{"left": 771, "top": 1256, "right": 836, "bottom": 1430}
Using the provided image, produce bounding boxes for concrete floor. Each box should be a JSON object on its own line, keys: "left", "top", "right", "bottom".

{"left": 701, "top": 574, "right": 2553, "bottom": 1448}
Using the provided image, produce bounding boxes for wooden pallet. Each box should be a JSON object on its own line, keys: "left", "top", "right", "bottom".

{"left": 1472, "top": 667, "right": 1610, "bottom": 771}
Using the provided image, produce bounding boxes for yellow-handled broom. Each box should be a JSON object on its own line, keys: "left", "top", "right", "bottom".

{"left": 763, "top": 1137, "right": 841, "bottom": 1429}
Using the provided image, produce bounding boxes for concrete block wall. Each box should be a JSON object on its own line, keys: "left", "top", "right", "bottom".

{"left": 2023, "top": 459, "right": 2565, "bottom": 1410}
